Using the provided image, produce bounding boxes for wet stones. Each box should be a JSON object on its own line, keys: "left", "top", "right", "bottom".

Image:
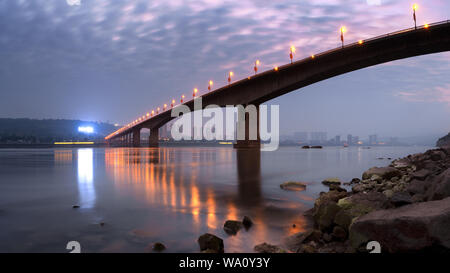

{"left": 322, "top": 177, "right": 341, "bottom": 186}
{"left": 198, "top": 233, "right": 224, "bottom": 253}
{"left": 223, "top": 220, "right": 243, "bottom": 235}
{"left": 280, "top": 181, "right": 307, "bottom": 191}
{"left": 242, "top": 216, "right": 253, "bottom": 229}
{"left": 152, "top": 242, "right": 166, "bottom": 252}
{"left": 254, "top": 242, "right": 287, "bottom": 253}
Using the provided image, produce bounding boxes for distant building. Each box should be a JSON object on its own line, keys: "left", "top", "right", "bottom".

{"left": 293, "top": 131, "right": 308, "bottom": 143}
{"left": 310, "top": 132, "right": 327, "bottom": 144}
{"left": 369, "top": 134, "right": 378, "bottom": 145}
{"left": 347, "top": 134, "right": 353, "bottom": 145}
{"left": 335, "top": 135, "right": 341, "bottom": 146}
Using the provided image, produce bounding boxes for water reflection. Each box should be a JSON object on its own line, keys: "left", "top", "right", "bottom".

{"left": 77, "top": 148, "right": 96, "bottom": 208}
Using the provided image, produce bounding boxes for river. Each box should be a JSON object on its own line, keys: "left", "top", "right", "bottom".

{"left": 0, "top": 146, "right": 431, "bottom": 252}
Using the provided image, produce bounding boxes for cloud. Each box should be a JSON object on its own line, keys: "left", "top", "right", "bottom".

{"left": 396, "top": 84, "right": 450, "bottom": 107}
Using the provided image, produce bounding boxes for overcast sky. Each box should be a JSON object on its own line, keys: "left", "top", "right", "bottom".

{"left": 0, "top": 0, "right": 449, "bottom": 138}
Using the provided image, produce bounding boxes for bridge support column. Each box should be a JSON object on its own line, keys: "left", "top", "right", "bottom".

{"left": 234, "top": 104, "right": 260, "bottom": 149}
{"left": 132, "top": 129, "right": 141, "bottom": 147}
{"left": 149, "top": 127, "right": 159, "bottom": 147}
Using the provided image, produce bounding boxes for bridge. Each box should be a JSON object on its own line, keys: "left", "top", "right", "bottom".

{"left": 106, "top": 21, "right": 450, "bottom": 148}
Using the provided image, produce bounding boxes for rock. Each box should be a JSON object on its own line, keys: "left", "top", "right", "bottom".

{"left": 351, "top": 184, "right": 367, "bottom": 193}
{"left": 313, "top": 201, "right": 341, "bottom": 231}
{"left": 426, "top": 168, "right": 450, "bottom": 201}
{"left": 322, "top": 177, "right": 341, "bottom": 186}
{"left": 153, "top": 242, "right": 166, "bottom": 251}
{"left": 242, "top": 216, "right": 253, "bottom": 229}
{"left": 323, "top": 233, "right": 333, "bottom": 242}
{"left": 332, "top": 226, "right": 347, "bottom": 241}
{"left": 370, "top": 174, "right": 383, "bottom": 183}
{"left": 411, "top": 194, "right": 425, "bottom": 203}
{"left": 390, "top": 191, "right": 412, "bottom": 207}
{"left": 297, "top": 244, "right": 316, "bottom": 253}
{"left": 314, "top": 190, "right": 348, "bottom": 209}
{"left": 284, "top": 230, "right": 322, "bottom": 251}
{"left": 280, "top": 181, "right": 307, "bottom": 191}
{"left": 430, "top": 150, "right": 446, "bottom": 161}
{"left": 349, "top": 197, "right": 450, "bottom": 252}
{"left": 254, "top": 243, "right": 286, "bottom": 253}
{"left": 72, "top": 205, "right": 80, "bottom": 209}
{"left": 302, "top": 145, "right": 310, "bottom": 149}
{"left": 329, "top": 184, "right": 347, "bottom": 192}
{"left": 411, "top": 169, "right": 431, "bottom": 181}
{"left": 344, "top": 192, "right": 390, "bottom": 211}
{"left": 437, "top": 133, "right": 450, "bottom": 148}
{"left": 406, "top": 179, "right": 428, "bottom": 195}
{"left": 383, "top": 189, "right": 394, "bottom": 198}
{"left": 362, "top": 167, "right": 401, "bottom": 180}
{"left": 223, "top": 220, "right": 242, "bottom": 235}
{"left": 350, "top": 178, "right": 361, "bottom": 184}
{"left": 198, "top": 233, "right": 224, "bottom": 253}
{"left": 391, "top": 158, "right": 412, "bottom": 170}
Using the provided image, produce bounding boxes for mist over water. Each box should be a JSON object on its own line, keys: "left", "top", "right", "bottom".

{"left": 0, "top": 146, "right": 431, "bottom": 253}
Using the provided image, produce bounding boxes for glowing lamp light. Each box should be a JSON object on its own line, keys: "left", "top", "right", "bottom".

{"left": 163, "top": 104, "right": 167, "bottom": 110}
{"left": 193, "top": 88, "right": 198, "bottom": 97}
{"left": 289, "top": 45, "right": 296, "bottom": 63}
{"left": 228, "top": 71, "right": 233, "bottom": 84}
{"left": 274, "top": 66, "right": 279, "bottom": 71}
{"left": 311, "top": 54, "right": 315, "bottom": 59}
{"left": 78, "top": 126, "right": 94, "bottom": 134}
{"left": 358, "top": 40, "right": 364, "bottom": 45}
{"left": 413, "top": 3, "right": 418, "bottom": 11}
{"left": 254, "top": 60, "right": 260, "bottom": 74}
{"left": 340, "top": 26, "right": 347, "bottom": 48}
{"left": 157, "top": 107, "right": 160, "bottom": 113}
{"left": 181, "top": 94, "right": 185, "bottom": 103}
{"left": 151, "top": 110, "right": 155, "bottom": 116}
{"left": 171, "top": 99, "right": 175, "bottom": 107}
{"left": 147, "top": 113, "right": 150, "bottom": 117}
{"left": 413, "top": 4, "right": 418, "bottom": 29}
{"left": 208, "top": 80, "right": 213, "bottom": 91}
{"left": 424, "top": 24, "right": 429, "bottom": 29}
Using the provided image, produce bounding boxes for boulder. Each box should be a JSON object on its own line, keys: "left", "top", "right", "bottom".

{"left": 391, "top": 158, "right": 412, "bottom": 170}
{"left": 349, "top": 197, "right": 450, "bottom": 252}
{"left": 223, "top": 220, "right": 243, "bottom": 235}
{"left": 329, "top": 184, "right": 347, "bottom": 192}
{"left": 411, "top": 169, "right": 431, "bottom": 181}
{"left": 242, "top": 216, "right": 253, "bottom": 229}
{"left": 314, "top": 190, "right": 348, "bottom": 209}
{"left": 280, "top": 181, "right": 307, "bottom": 191}
{"left": 254, "top": 243, "right": 287, "bottom": 253}
{"left": 152, "top": 242, "right": 166, "bottom": 252}
{"left": 426, "top": 168, "right": 450, "bottom": 201}
{"left": 322, "top": 177, "right": 341, "bottom": 186}
{"left": 406, "top": 179, "right": 428, "bottom": 195}
{"left": 198, "top": 233, "right": 224, "bottom": 253}
{"left": 332, "top": 226, "right": 347, "bottom": 241}
{"left": 390, "top": 191, "right": 412, "bottom": 207}
{"left": 313, "top": 201, "right": 341, "bottom": 232}
{"left": 362, "top": 167, "right": 401, "bottom": 180}
{"left": 436, "top": 133, "right": 450, "bottom": 148}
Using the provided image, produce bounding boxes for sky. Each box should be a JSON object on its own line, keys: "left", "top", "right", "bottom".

{"left": 0, "top": 0, "right": 449, "bottom": 139}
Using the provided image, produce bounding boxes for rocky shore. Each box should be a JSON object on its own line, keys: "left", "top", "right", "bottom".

{"left": 285, "top": 147, "right": 450, "bottom": 253}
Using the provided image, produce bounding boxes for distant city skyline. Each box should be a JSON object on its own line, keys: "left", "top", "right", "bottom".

{"left": 1, "top": 0, "right": 449, "bottom": 138}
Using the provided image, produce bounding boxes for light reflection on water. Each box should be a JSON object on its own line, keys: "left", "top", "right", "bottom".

{"left": 0, "top": 146, "right": 432, "bottom": 253}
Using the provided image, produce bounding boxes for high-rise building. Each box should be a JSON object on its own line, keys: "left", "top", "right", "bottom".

{"left": 347, "top": 134, "right": 353, "bottom": 145}
{"left": 335, "top": 135, "right": 341, "bottom": 145}
{"left": 293, "top": 132, "right": 308, "bottom": 143}
{"left": 310, "top": 132, "right": 327, "bottom": 144}
{"left": 369, "top": 134, "right": 378, "bottom": 145}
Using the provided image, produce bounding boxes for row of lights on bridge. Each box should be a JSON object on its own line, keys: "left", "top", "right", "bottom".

{"left": 106, "top": 3, "right": 427, "bottom": 140}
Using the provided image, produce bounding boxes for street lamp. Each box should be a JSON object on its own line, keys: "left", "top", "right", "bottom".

{"left": 171, "top": 99, "right": 175, "bottom": 108}
{"left": 228, "top": 71, "right": 233, "bottom": 85}
{"left": 151, "top": 110, "right": 155, "bottom": 116}
{"left": 157, "top": 107, "right": 160, "bottom": 114}
{"left": 340, "top": 26, "right": 347, "bottom": 48}
{"left": 289, "top": 46, "right": 296, "bottom": 63}
{"left": 254, "top": 60, "right": 260, "bottom": 75}
{"left": 163, "top": 104, "right": 167, "bottom": 111}
{"left": 193, "top": 88, "right": 198, "bottom": 97}
{"left": 413, "top": 4, "right": 418, "bottom": 29}
{"left": 180, "top": 94, "right": 185, "bottom": 103}
{"left": 208, "top": 80, "right": 213, "bottom": 91}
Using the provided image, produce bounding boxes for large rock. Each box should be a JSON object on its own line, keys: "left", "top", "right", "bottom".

{"left": 280, "top": 181, "right": 307, "bottom": 191}
{"left": 437, "top": 133, "right": 450, "bottom": 148}
{"left": 313, "top": 201, "right": 341, "bottom": 232}
{"left": 223, "top": 220, "right": 242, "bottom": 235}
{"left": 349, "top": 197, "right": 450, "bottom": 252}
{"left": 198, "top": 233, "right": 224, "bottom": 253}
{"left": 254, "top": 243, "right": 287, "bottom": 253}
{"left": 362, "top": 167, "right": 401, "bottom": 180}
{"left": 426, "top": 168, "right": 450, "bottom": 201}
{"left": 322, "top": 178, "right": 341, "bottom": 186}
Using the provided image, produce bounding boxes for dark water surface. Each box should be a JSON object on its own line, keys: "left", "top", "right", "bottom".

{"left": 0, "top": 146, "right": 430, "bottom": 253}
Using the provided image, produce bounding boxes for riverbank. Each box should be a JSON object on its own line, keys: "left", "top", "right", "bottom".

{"left": 280, "top": 147, "right": 450, "bottom": 253}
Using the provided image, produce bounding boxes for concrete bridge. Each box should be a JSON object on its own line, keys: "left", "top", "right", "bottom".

{"left": 106, "top": 21, "right": 450, "bottom": 148}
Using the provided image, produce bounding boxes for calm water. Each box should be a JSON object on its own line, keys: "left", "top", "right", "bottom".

{"left": 0, "top": 146, "right": 430, "bottom": 253}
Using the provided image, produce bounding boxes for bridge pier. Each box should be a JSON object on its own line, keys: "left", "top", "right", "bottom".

{"left": 234, "top": 105, "right": 260, "bottom": 149}
{"left": 149, "top": 127, "right": 159, "bottom": 147}
{"left": 132, "top": 129, "right": 140, "bottom": 147}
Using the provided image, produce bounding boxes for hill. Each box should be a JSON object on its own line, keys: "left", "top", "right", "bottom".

{"left": 437, "top": 132, "right": 450, "bottom": 147}
{"left": 0, "top": 118, "right": 117, "bottom": 143}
